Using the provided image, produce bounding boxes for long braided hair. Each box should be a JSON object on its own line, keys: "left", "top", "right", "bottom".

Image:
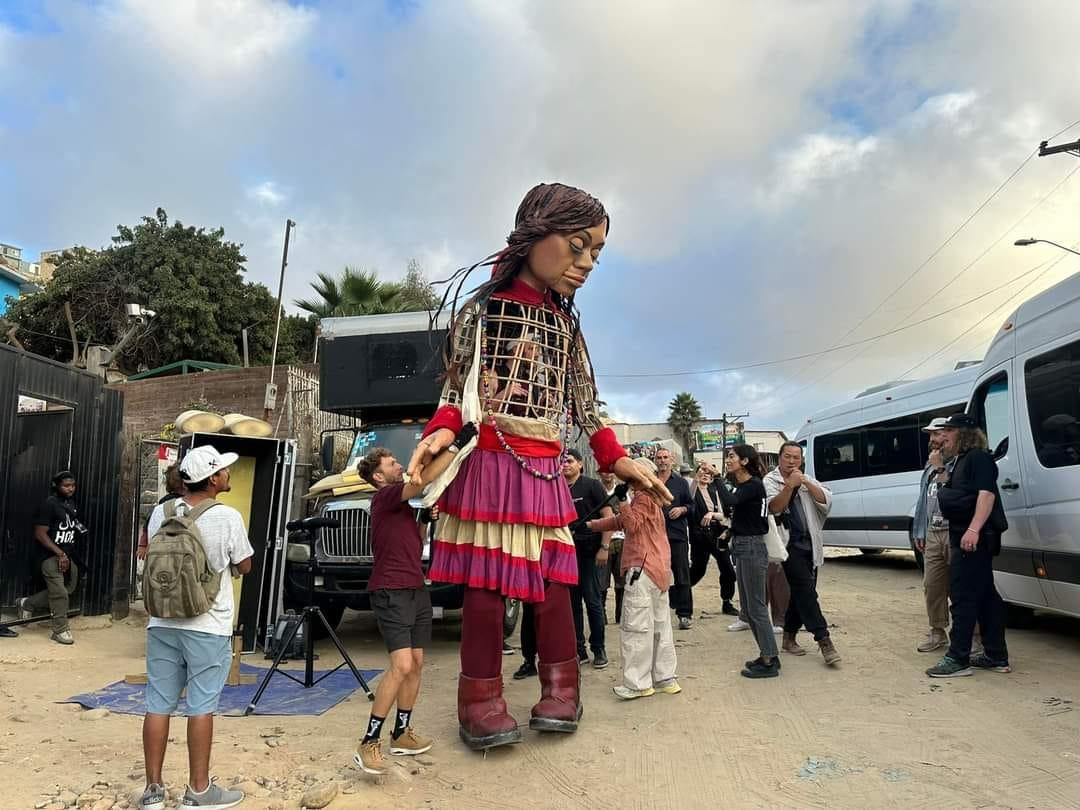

{"left": 433, "top": 183, "right": 610, "bottom": 390}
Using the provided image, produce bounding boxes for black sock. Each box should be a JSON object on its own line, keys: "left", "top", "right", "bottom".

{"left": 362, "top": 714, "right": 385, "bottom": 743}
{"left": 392, "top": 708, "right": 412, "bottom": 739}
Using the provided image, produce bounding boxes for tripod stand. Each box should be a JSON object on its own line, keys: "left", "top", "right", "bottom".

{"left": 245, "top": 516, "right": 374, "bottom": 715}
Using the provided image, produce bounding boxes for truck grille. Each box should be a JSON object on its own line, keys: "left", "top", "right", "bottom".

{"left": 320, "top": 507, "right": 372, "bottom": 559}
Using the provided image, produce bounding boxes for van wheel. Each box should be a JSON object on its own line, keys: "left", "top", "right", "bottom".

{"left": 859, "top": 548, "right": 884, "bottom": 555}
{"left": 1005, "top": 603, "right": 1036, "bottom": 629}
{"left": 503, "top": 598, "right": 521, "bottom": 639}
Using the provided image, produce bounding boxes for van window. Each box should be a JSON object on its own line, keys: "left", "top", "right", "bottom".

{"left": 814, "top": 430, "right": 861, "bottom": 481}
{"left": 972, "top": 374, "right": 1010, "bottom": 454}
{"left": 1024, "top": 339, "right": 1080, "bottom": 469}
{"left": 862, "top": 415, "right": 922, "bottom": 476}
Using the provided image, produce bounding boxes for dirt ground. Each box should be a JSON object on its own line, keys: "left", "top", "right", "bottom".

{"left": 3, "top": 550, "right": 1080, "bottom": 810}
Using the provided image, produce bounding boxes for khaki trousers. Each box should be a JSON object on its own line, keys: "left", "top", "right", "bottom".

{"left": 923, "top": 528, "right": 951, "bottom": 631}
{"left": 620, "top": 571, "right": 677, "bottom": 691}
{"left": 26, "top": 556, "right": 78, "bottom": 633}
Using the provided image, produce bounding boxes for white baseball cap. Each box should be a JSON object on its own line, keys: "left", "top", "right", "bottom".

{"left": 922, "top": 417, "right": 949, "bottom": 433}
{"left": 179, "top": 445, "right": 239, "bottom": 483}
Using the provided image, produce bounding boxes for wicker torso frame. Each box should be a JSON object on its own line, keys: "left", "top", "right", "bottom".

{"left": 441, "top": 296, "right": 605, "bottom": 437}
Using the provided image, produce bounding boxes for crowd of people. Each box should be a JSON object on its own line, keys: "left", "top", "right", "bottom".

{"left": 10, "top": 181, "right": 1014, "bottom": 809}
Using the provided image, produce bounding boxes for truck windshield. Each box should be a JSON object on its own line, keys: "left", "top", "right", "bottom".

{"left": 347, "top": 423, "right": 429, "bottom": 470}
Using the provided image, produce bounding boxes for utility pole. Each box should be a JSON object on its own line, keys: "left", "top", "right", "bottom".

{"left": 1038, "top": 138, "right": 1080, "bottom": 158}
{"left": 265, "top": 218, "right": 296, "bottom": 421}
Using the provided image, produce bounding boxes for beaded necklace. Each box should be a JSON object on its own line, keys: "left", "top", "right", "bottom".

{"left": 478, "top": 302, "right": 574, "bottom": 481}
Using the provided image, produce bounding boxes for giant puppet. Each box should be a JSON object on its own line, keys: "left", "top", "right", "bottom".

{"left": 407, "top": 183, "right": 671, "bottom": 750}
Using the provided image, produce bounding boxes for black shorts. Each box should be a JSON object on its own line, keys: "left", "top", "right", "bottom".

{"left": 372, "top": 588, "right": 432, "bottom": 652}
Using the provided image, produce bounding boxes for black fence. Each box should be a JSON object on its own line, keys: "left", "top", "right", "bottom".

{"left": 0, "top": 344, "right": 123, "bottom": 616}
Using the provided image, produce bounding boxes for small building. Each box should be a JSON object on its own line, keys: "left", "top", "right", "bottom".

{"left": 0, "top": 263, "right": 40, "bottom": 315}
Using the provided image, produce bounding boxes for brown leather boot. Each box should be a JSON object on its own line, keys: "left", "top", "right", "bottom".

{"left": 782, "top": 632, "right": 806, "bottom": 656}
{"left": 529, "top": 658, "right": 583, "bottom": 733}
{"left": 819, "top": 637, "right": 842, "bottom": 666}
{"left": 457, "top": 674, "right": 522, "bottom": 750}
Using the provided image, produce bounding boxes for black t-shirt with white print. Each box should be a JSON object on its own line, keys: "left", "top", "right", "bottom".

{"left": 33, "top": 495, "right": 82, "bottom": 562}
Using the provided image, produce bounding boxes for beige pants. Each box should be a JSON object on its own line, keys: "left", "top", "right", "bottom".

{"left": 923, "top": 528, "right": 951, "bottom": 631}
{"left": 620, "top": 571, "right": 677, "bottom": 691}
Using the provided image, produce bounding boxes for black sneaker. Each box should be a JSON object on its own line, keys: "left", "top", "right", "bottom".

{"left": 592, "top": 650, "right": 609, "bottom": 670}
{"left": 578, "top": 650, "right": 590, "bottom": 665}
{"left": 513, "top": 661, "right": 538, "bottom": 680}
{"left": 740, "top": 658, "right": 780, "bottom": 679}
{"left": 721, "top": 601, "right": 739, "bottom": 616}
{"left": 970, "top": 653, "right": 1011, "bottom": 673}
{"left": 502, "top": 641, "right": 514, "bottom": 655}
{"left": 744, "top": 656, "right": 781, "bottom": 671}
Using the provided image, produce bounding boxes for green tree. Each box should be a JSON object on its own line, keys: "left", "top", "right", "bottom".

{"left": 294, "top": 260, "right": 437, "bottom": 318}
{"left": 4, "top": 208, "right": 283, "bottom": 374}
{"left": 667, "top": 391, "right": 703, "bottom": 460}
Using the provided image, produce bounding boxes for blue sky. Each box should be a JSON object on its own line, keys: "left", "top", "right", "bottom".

{"left": 3, "top": 0, "right": 1080, "bottom": 431}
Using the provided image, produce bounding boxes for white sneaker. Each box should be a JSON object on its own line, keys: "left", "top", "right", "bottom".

{"left": 727, "top": 619, "right": 750, "bottom": 632}
{"left": 773, "top": 625, "right": 784, "bottom": 634}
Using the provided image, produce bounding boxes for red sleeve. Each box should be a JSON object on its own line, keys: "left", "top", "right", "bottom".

{"left": 591, "top": 514, "right": 621, "bottom": 533}
{"left": 589, "top": 426, "right": 627, "bottom": 473}
{"left": 422, "top": 405, "right": 463, "bottom": 438}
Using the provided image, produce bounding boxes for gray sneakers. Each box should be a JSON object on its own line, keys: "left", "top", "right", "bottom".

{"left": 181, "top": 779, "right": 244, "bottom": 809}
{"left": 51, "top": 629, "right": 74, "bottom": 645}
{"left": 139, "top": 783, "right": 165, "bottom": 810}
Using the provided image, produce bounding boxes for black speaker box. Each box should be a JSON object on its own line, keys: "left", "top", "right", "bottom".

{"left": 319, "top": 327, "right": 447, "bottom": 422}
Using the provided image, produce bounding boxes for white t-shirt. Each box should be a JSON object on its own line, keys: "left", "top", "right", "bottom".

{"left": 146, "top": 498, "right": 255, "bottom": 637}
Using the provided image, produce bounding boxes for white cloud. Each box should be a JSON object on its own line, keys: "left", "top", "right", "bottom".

{"left": 246, "top": 181, "right": 287, "bottom": 206}
{"left": 5, "top": 0, "right": 1080, "bottom": 433}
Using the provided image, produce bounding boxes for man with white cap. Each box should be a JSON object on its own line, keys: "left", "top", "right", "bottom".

{"left": 140, "top": 445, "right": 253, "bottom": 810}
{"left": 912, "top": 417, "right": 954, "bottom": 653}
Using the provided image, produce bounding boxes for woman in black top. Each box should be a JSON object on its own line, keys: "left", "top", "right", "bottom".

{"left": 716, "top": 445, "right": 779, "bottom": 678}
{"left": 689, "top": 465, "right": 737, "bottom": 616}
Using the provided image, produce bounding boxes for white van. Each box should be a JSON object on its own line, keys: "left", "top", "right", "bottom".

{"left": 964, "top": 271, "right": 1080, "bottom": 620}
{"left": 795, "top": 364, "right": 980, "bottom": 563}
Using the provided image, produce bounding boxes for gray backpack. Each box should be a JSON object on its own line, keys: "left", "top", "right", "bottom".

{"left": 143, "top": 499, "right": 222, "bottom": 618}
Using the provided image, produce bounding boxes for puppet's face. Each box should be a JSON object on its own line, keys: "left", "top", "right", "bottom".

{"left": 525, "top": 222, "right": 606, "bottom": 297}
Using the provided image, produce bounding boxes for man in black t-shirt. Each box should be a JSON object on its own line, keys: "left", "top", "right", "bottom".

{"left": 563, "top": 449, "right": 613, "bottom": 669}
{"left": 18, "top": 471, "right": 85, "bottom": 644}
{"left": 926, "top": 414, "right": 1010, "bottom": 679}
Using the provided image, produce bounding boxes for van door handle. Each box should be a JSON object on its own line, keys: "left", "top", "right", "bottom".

{"left": 1001, "top": 479, "right": 1019, "bottom": 490}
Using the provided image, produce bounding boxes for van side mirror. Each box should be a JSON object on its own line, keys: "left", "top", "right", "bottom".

{"left": 992, "top": 436, "right": 1009, "bottom": 461}
{"left": 320, "top": 434, "right": 335, "bottom": 473}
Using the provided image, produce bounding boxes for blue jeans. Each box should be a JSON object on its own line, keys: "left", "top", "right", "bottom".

{"left": 732, "top": 536, "right": 778, "bottom": 659}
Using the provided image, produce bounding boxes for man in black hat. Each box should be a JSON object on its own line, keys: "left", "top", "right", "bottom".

{"left": 18, "top": 472, "right": 85, "bottom": 645}
{"left": 925, "top": 414, "right": 1010, "bottom": 678}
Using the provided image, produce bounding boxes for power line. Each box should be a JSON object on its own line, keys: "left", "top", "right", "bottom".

{"left": 596, "top": 260, "right": 1053, "bottom": 378}
{"left": 769, "top": 114, "right": 1080, "bottom": 396}
{"left": 771, "top": 159, "right": 1080, "bottom": 400}
{"left": 900, "top": 250, "right": 1075, "bottom": 379}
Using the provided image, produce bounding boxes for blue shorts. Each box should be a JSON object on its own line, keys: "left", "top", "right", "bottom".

{"left": 145, "top": 627, "right": 232, "bottom": 716}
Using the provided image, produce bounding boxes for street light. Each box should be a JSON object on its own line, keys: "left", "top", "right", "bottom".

{"left": 1013, "top": 238, "right": 1080, "bottom": 257}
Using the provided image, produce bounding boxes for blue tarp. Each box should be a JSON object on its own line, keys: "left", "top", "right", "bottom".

{"left": 62, "top": 662, "right": 381, "bottom": 717}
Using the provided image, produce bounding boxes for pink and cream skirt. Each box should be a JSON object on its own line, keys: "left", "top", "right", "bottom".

{"left": 429, "top": 448, "right": 578, "bottom": 603}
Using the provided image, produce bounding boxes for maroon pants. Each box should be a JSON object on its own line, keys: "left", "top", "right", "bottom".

{"left": 460, "top": 583, "right": 575, "bottom": 678}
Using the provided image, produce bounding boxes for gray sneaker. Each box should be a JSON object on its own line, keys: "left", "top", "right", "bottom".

{"left": 50, "top": 629, "right": 74, "bottom": 645}
{"left": 17, "top": 597, "right": 34, "bottom": 620}
{"left": 181, "top": 779, "right": 244, "bottom": 809}
{"left": 139, "top": 783, "right": 166, "bottom": 810}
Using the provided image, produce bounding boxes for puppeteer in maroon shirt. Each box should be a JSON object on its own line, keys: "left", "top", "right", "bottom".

{"left": 367, "top": 482, "right": 426, "bottom": 591}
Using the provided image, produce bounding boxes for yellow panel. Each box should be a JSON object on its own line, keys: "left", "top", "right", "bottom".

{"left": 215, "top": 456, "right": 257, "bottom": 630}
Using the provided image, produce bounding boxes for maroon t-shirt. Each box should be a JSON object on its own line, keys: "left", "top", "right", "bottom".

{"left": 367, "top": 482, "right": 425, "bottom": 591}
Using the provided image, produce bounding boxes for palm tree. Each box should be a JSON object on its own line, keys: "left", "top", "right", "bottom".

{"left": 295, "top": 267, "right": 408, "bottom": 318}
{"left": 667, "top": 392, "right": 703, "bottom": 462}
